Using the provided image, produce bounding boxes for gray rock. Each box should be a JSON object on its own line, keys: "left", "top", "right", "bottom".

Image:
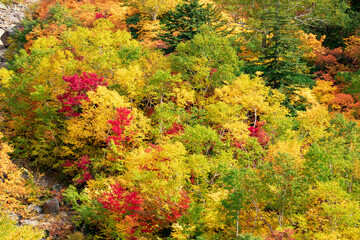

{"left": 58, "top": 211, "right": 69, "bottom": 219}
{"left": 27, "top": 204, "right": 43, "bottom": 214}
{"left": 42, "top": 198, "right": 60, "bottom": 214}
{"left": 21, "top": 219, "right": 39, "bottom": 226}
{"left": 34, "top": 214, "right": 45, "bottom": 221}
{"left": 0, "top": 28, "right": 4, "bottom": 46}
{"left": 9, "top": 15, "right": 20, "bottom": 24}
{"left": 6, "top": 211, "right": 22, "bottom": 222}
{"left": 0, "top": 30, "right": 10, "bottom": 47}
{"left": 52, "top": 184, "right": 63, "bottom": 191}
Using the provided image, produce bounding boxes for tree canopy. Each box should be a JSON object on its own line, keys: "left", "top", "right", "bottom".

{"left": 0, "top": 0, "right": 359, "bottom": 239}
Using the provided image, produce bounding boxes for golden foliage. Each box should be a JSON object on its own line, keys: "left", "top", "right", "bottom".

{"left": 24, "top": 19, "right": 144, "bottom": 103}
{"left": 313, "top": 80, "right": 337, "bottom": 105}
{"left": 114, "top": 65, "right": 145, "bottom": 100}
{"left": 298, "top": 30, "right": 326, "bottom": 61}
{"left": 266, "top": 139, "right": 305, "bottom": 166}
{"left": 213, "top": 74, "right": 288, "bottom": 131}
{"left": 291, "top": 88, "right": 319, "bottom": 108}
{"left": 137, "top": 19, "right": 162, "bottom": 47}
{"left": 344, "top": 35, "right": 360, "bottom": 60}
{"left": 0, "top": 135, "right": 30, "bottom": 212}
{"left": 297, "top": 104, "right": 331, "bottom": 142}
{"left": 202, "top": 188, "right": 228, "bottom": 231}
{"left": 130, "top": 0, "right": 181, "bottom": 20}
{"left": 65, "top": 86, "right": 150, "bottom": 150}
{"left": 173, "top": 84, "right": 196, "bottom": 107}
{"left": 0, "top": 212, "right": 44, "bottom": 240}
{"left": 205, "top": 101, "right": 248, "bottom": 141}
{"left": 306, "top": 181, "right": 360, "bottom": 239}
{"left": 125, "top": 142, "right": 189, "bottom": 193}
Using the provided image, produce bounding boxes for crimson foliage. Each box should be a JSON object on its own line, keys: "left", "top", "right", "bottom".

{"left": 57, "top": 72, "right": 107, "bottom": 117}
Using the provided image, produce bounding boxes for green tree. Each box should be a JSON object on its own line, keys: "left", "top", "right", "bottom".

{"left": 171, "top": 28, "right": 240, "bottom": 94}
{"left": 255, "top": 3, "right": 314, "bottom": 92}
{"left": 304, "top": 114, "right": 360, "bottom": 194}
{"left": 215, "top": 0, "right": 350, "bottom": 101}
{"left": 159, "top": 0, "right": 226, "bottom": 54}
{"left": 222, "top": 167, "right": 262, "bottom": 238}
{"left": 216, "top": 0, "right": 351, "bottom": 43}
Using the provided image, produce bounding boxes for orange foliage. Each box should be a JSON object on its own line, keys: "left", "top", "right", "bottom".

{"left": 298, "top": 31, "right": 326, "bottom": 61}
{"left": 0, "top": 135, "right": 32, "bottom": 213}
{"left": 331, "top": 93, "right": 354, "bottom": 112}
{"left": 312, "top": 34, "right": 360, "bottom": 118}
{"left": 24, "top": 23, "right": 66, "bottom": 52}
{"left": 345, "top": 35, "right": 360, "bottom": 65}
{"left": 35, "top": 0, "right": 137, "bottom": 30}
{"left": 353, "top": 102, "right": 360, "bottom": 119}
{"left": 315, "top": 37, "right": 360, "bottom": 83}
{"left": 315, "top": 48, "right": 352, "bottom": 82}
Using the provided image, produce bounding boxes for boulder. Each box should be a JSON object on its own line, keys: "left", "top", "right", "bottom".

{"left": 27, "top": 204, "right": 42, "bottom": 214}
{"left": 6, "top": 211, "right": 22, "bottom": 222}
{"left": 21, "top": 219, "right": 39, "bottom": 226}
{"left": 9, "top": 15, "right": 20, "bottom": 24}
{"left": 0, "top": 28, "right": 5, "bottom": 46}
{"left": 42, "top": 198, "right": 60, "bottom": 214}
{"left": 0, "top": 30, "right": 10, "bottom": 47}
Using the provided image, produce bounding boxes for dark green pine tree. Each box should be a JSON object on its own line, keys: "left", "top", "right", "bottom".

{"left": 158, "top": 0, "right": 227, "bottom": 54}
{"left": 259, "top": 3, "right": 314, "bottom": 93}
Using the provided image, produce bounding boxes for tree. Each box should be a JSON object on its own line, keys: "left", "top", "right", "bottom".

{"left": 255, "top": 4, "right": 314, "bottom": 92}
{"left": 305, "top": 181, "right": 360, "bottom": 238}
{"left": 304, "top": 114, "right": 360, "bottom": 191}
{"left": 127, "top": 0, "right": 181, "bottom": 21}
{"left": 159, "top": 0, "right": 226, "bottom": 53}
{"left": 171, "top": 28, "right": 240, "bottom": 94}
{"left": 216, "top": 0, "right": 351, "bottom": 41}
{"left": 0, "top": 19, "right": 147, "bottom": 168}
{"left": 222, "top": 167, "right": 261, "bottom": 238}
{"left": 215, "top": 0, "right": 350, "bottom": 94}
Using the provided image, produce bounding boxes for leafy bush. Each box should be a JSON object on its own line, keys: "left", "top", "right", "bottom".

{"left": 0, "top": 212, "right": 44, "bottom": 240}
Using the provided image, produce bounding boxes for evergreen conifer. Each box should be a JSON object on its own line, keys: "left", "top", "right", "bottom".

{"left": 159, "top": 0, "right": 226, "bottom": 54}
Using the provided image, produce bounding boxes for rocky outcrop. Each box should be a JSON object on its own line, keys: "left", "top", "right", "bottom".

{"left": 28, "top": 203, "right": 43, "bottom": 214}
{"left": 42, "top": 198, "right": 60, "bottom": 214}
{"left": 0, "top": 0, "right": 37, "bottom": 67}
{"left": 0, "top": 2, "right": 27, "bottom": 31}
{"left": 1, "top": 29, "right": 10, "bottom": 47}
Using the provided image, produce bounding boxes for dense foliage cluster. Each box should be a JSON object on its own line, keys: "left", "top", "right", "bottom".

{"left": 0, "top": 0, "right": 360, "bottom": 239}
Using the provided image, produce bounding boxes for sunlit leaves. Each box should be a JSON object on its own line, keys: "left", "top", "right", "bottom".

{"left": 181, "top": 125, "right": 223, "bottom": 155}
{"left": 172, "top": 28, "right": 240, "bottom": 93}
{"left": 296, "top": 103, "right": 331, "bottom": 142}
{"left": 3, "top": 0, "right": 360, "bottom": 239}
{"left": 0, "top": 212, "right": 44, "bottom": 240}
{"left": 306, "top": 181, "right": 360, "bottom": 239}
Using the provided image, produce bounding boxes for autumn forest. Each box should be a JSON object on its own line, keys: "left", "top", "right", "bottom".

{"left": 0, "top": 0, "right": 360, "bottom": 239}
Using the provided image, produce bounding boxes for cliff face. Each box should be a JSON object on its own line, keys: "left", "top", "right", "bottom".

{"left": 0, "top": 0, "right": 36, "bottom": 67}
{"left": 0, "top": 2, "right": 25, "bottom": 30}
